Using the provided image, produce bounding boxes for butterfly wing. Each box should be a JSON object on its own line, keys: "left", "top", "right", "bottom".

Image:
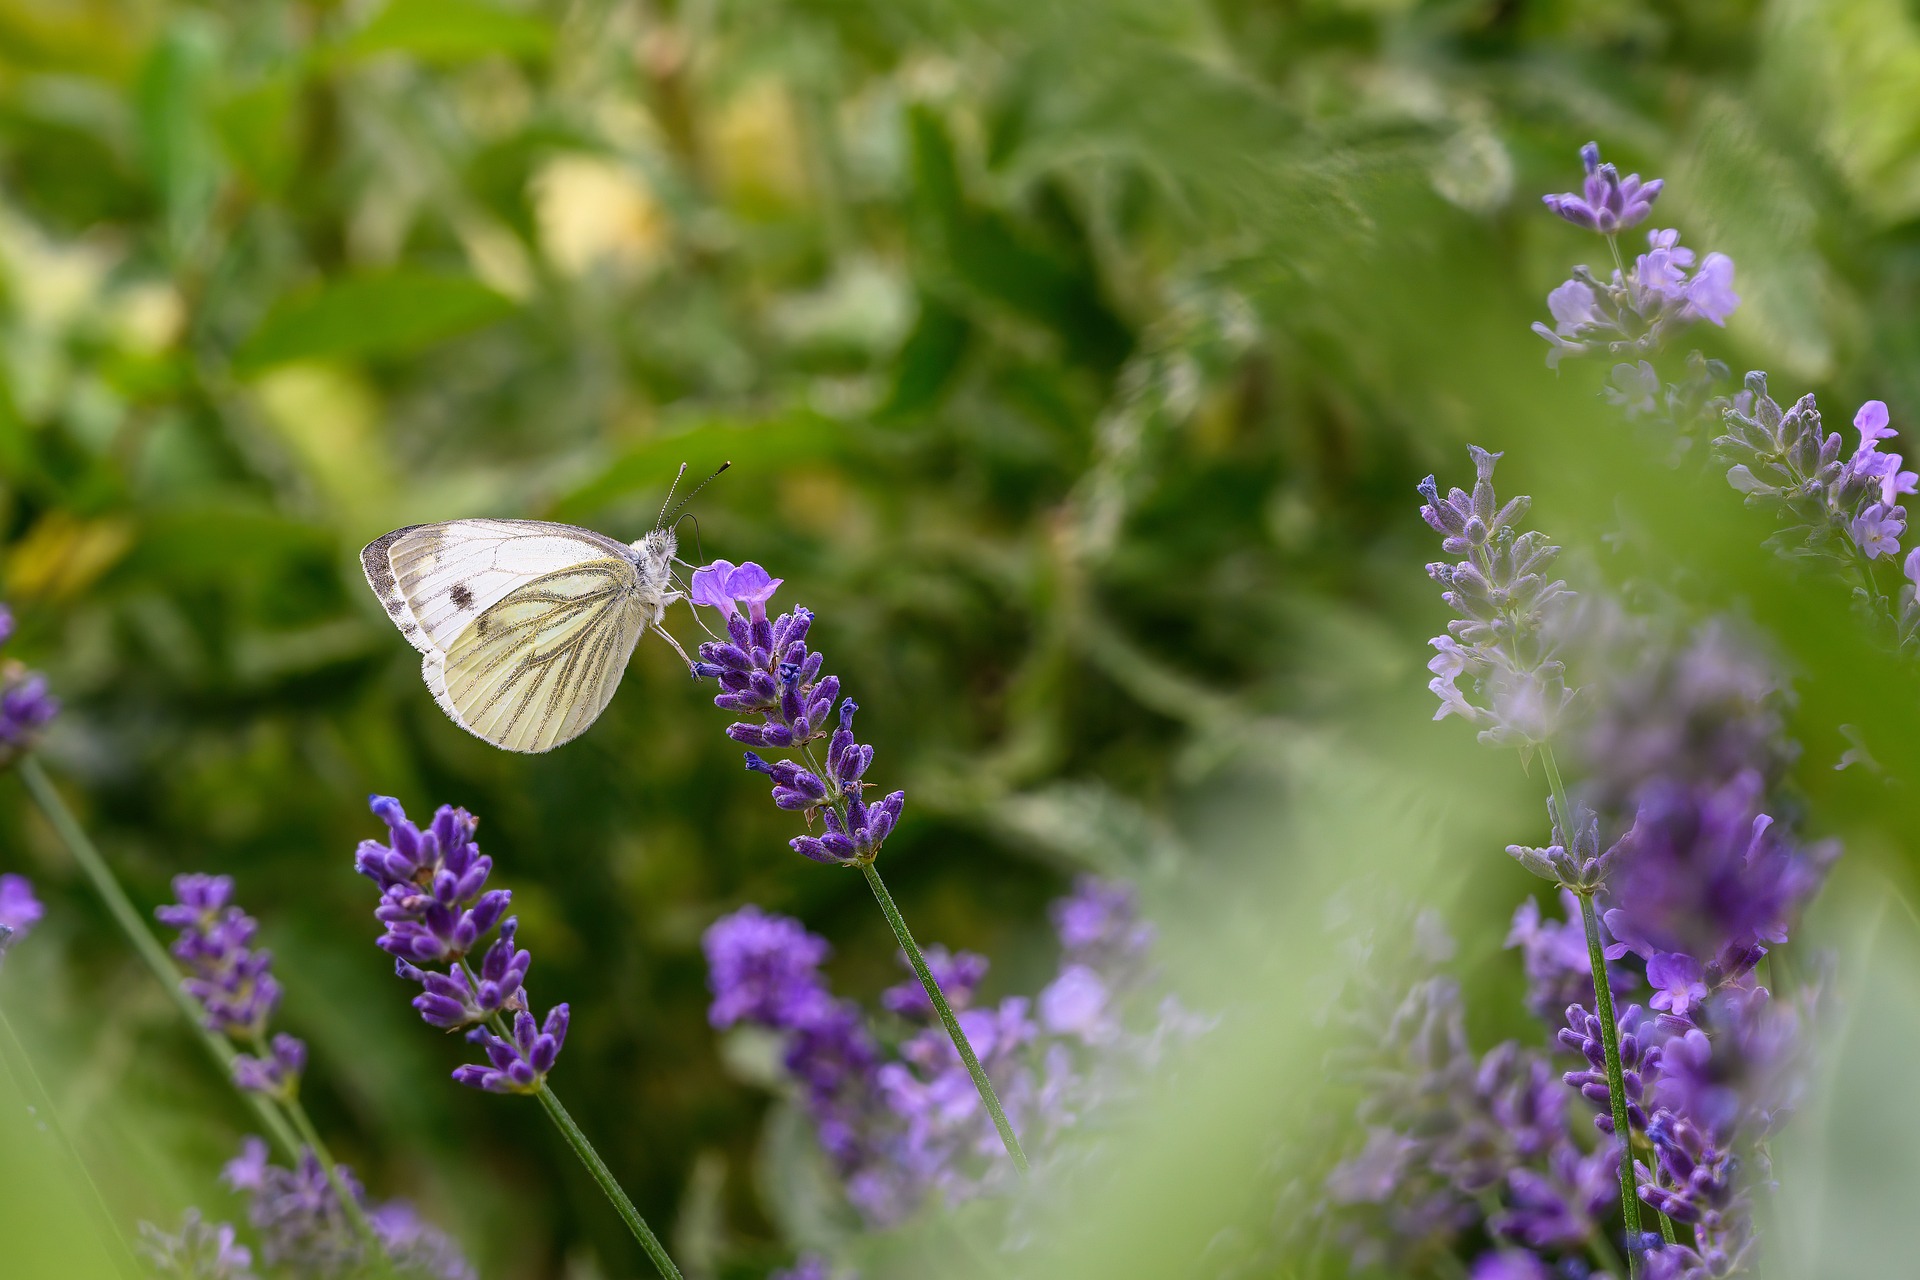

{"left": 361, "top": 519, "right": 635, "bottom": 658}
{"left": 432, "top": 561, "right": 647, "bottom": 753}
{"left": 361, "top": 520, "right": 646, "bottom": 753}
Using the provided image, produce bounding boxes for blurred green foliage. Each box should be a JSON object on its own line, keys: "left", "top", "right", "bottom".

{"left": 7, "top": 0, "right": 1920, "bottom": 1275}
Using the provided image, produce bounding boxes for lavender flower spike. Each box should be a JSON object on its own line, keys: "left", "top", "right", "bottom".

{"left": 358, "top": 795, "right": 570, "bottom": 1094}
{"left": 1542, "top": 141, "right": 1663, "bottom": 234}
{"left": 156, "top": 874, "right": 308, "bottom": 1100}
{"left": 1418, "top": 447, "right": 1575, "bottom": 748}
{"left": 139, "top": 1209, "right": 256, "bottom": 1280}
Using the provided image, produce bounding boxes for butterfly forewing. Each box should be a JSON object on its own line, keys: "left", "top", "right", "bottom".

{"left": 363, "top": 519, "right": 635, "bottom": 657}
{"left": 435, "top": 560, "right": 647, "bottom": 753}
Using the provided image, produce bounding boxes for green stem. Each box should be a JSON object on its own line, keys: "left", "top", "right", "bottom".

{"left": 534, "top": 1082, "right": 685, "bottom": 1280}
{"left": 0, "top": 1002, "right": 143, "bottom": 1279}
{"left": 1657, "top": 1207, "right": 1679, "bottom": 1246}
{"left": 456, "top": 961, "right": 682, "bottom": 1279}
{"left": 1540, "top": 746, "right": 1644, "bottom": 1276}
{"left": 861, "top": 861, "right": 1030, "bottom": 1173}
{"left": 276, "top": 1075, "right": 389, "bottom": 1269}
{"left": 16, "top": 756, "right": 303, "bottom": 1159}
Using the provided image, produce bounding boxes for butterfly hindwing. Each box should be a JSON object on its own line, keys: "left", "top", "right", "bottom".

{"left": 362, "top": 519, "right": 635, "bottom": 658}
{"left": 434, "top": 560, "right": 648, "bottom": 753}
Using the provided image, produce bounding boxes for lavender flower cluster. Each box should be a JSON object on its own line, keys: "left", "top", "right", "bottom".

{"left": 1532, "top": 144, "right": 1739, "bottom": 371}
{"left": 1420, "top": 446, "right": 1575, "bottom": 750}
{"left": 219, "top": 1137, "right": 474, "bottom": 1279}
{"left": 704, "top": 876, "right": 1181, "bottom": 1228}
{"left": 0, "top": 604, "right": 59, "bottom": 769}
{"left": 356, "top": 796, "right": 568, "bottom": 1094}
{"left": 1358, "top": 441, "right": 1838, "bottom": 1279}
{"left": 0, "top": 871, "right": 42, "bottom": 964}
{"left": 688, "top": 561, "right": 903, "bottom": 866}
{"left": 157, "top": 875, "right": 308, "bottom": 1100}
{"left": 1716, "top": 377, "right": 1920, "bottom": 611}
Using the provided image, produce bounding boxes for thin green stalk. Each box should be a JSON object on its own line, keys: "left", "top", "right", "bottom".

{"left": 0, "top": 1002, "right": 143, "bottom": 1279}
{"left": 1540, "top": 746, "right": 1645, "bottom": 1277}
{"left": 272, "top": 1059, "right": 390, "bottom": 1269}
{"left": 457, "top": 962, "right": 682, "bottom": 1279}
{"left": 17, "top": 756, "right": 302, "bottom": 1159}
{"left": 861, "top": 861, "right": 1030, "bottom": 1173}
{"left": 534, "top": 1082, "right": 684, "bottom": 1280}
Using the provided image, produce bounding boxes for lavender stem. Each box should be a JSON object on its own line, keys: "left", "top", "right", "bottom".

{"left": 15, "top": 756, "right": 302, "bottom": 1159}
{"left": 0, "top": 1003, "right": 143, "bottom": 1279}
{"left": 533, "top": 1081, "right": 685, "bottom": 1279}
{"left": 1540, "top": 747, "right": 1645, "bottom": 1277}
{"left": 860, "top": 861, "right": 1030, "bottom": 1173}
{"left": 272, "top": 1061, "right": 391, "bottom": 1270}
{"left": 452, "top": 955, "right": 682, "bottom": 1280}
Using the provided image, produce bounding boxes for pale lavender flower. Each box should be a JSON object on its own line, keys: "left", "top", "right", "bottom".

{"left": 358, "top": 796, "right": 567, "bottom": 1095}
{"left": 1716, "top": 373, "right": 1911, "bottom": 572}
{"left": 222, "top": 1137, "right": 473, "bottom": 1279}
{"left": 1419, "top": 447, "right": 1575, "bottom": 748}
{"left": 1532, "top": 227, "right": 1739, "bottom": 367}
{"left": 1469, "top": 1251, "right": 1554, "bottom": 1280}
{"left": 1607, "top": 360, "right": 1661, "bottom": 417}
{"left": 689, "top": 559, "right": 784, "bottom": 623}
{"left": 139, "top": 1210, "right": 256, "bottom": 1280}
{"left": 1542, "top": 142, "right": 1663, "bottom": 233}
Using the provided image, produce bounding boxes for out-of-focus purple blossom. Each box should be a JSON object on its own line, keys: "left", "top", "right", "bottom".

{"left": 1606, "top": 359, "right": 1662, "bottom": 417}
{"left": 1645, "top": 953, "right": 1708, "bottom": 1021}
{"left": 1542, "top": 142, "right": 1663, "bottom": 234}
{"left": 1506, "top": 890, "right": 1624, "bottom": 1019}
{"left": 771, "top": 1255, "right": 845, "bottom": 1280}
{"left": 1051, "top": 875, "right": 1155, "bottom": 968}
{"left": 1469, "top": 1250, "right": 1555, "bottom": 1280}
{"left": 156, "top": 875, "right": 307, "bottom": 1098}
{"left": 1578, "top": 621, "right": 1793, "bottom": 819}
{"left": 881, "top": 944, "right": 987, "bottom": 1019}
{"left": 706, "top": 878, "right": 1187, "bottom": 1229}
{"left": 230, "top": 1033, "right": 308, "bottom": 1101}
{"left": 357, "top": 796, "right": 567, "bottom": 1095}
{"left": 139, "top": 1210, "right": 256, "bottom": 1280}
{"left": 705, "top": 905, "right": 835, "bottom": 1029}
{"left": 1599, "top": 772, "right": 1836, "bottom": 981}
{"left": 1419, "top": 448, "right": 1575, "bottom": 748}
{"left": 689, "top": 570, "right": 904, "bottom": 868}
{"left": 0, "top": 603, "right": 59, "bottom": 768}
{"left": 222, "top": 1137, "right": 473, "bottom": 1279}
{"left": 0, "top": 872, "right": 43, "bottom": 948}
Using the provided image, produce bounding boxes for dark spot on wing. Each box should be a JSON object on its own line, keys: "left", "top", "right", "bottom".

{"left": 385, "top": 599, "right": 405, "bottom": 616}
{"left": 450, "top": 582, "right": 475, "bottom": 610}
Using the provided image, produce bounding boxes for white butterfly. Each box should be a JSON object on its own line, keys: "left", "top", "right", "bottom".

{"left": 362, "top": 476, "right": 716, "bottom": 753}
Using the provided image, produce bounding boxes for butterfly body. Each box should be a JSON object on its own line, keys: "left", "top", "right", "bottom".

{"left": 362, "top": 519, "right": 686, "bottom": 753}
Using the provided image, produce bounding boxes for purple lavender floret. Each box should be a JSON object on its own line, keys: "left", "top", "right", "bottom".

{"left": 1558, "top": 1002, "right": 1662, "bottom": 1137}
{"left": 358, "top": 796, "right": 567, "bottom": 1094}
{"left": 771, "top": 1255, "right": 840, "bottom": 1280}
{"left": 222, "top": 1138, "right": 474, "bottom": 1279}
{"left": 1506, "top": 890, "right": 1624, "bottom": 1021}
{"left": 156, "top": 875, "right": 306, "bottom": 1098}
{"left": 139, "top": 1209, "right": 256, "bottom": 1279}
{"left": 1532, "top": 231, "right": 1738, "bottom": 369}
{"left": 1419, "top": 448, "right": 1576, "bottom": 748}
{"left": 1542, "top": 142, "right": 1663, "bottom": 234}
{"left": 689, "top": 562, "right": 904, "bottom": 867}
{"left": 1051, "top": 875, "right": 1155, "bottom": 967}
{"left": 452, "top": 1005, "right": 571, "bottom": 1094}
{"left": 0, "top": 604, "right": 59, "bottom": 768}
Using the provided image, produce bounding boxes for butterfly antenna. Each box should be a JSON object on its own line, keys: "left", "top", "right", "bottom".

{"left": 656, "top": 462, "right": 690, "bottom": 530}
{"left": 664, "top": 461, "right": 731, "bottom": 527}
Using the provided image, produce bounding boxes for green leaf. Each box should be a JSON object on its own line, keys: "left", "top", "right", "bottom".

{"left": 233, "top": 271, "right": 516, "bottom": 373}
{"left": 341, "top": 0, "right": 554, "bottom": 64}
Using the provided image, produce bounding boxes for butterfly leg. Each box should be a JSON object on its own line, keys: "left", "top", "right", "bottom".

{"left": 652, "top": 624, "right": 699, "bottom": 676}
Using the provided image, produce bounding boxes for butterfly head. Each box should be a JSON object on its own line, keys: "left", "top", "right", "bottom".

{"left": 631, "top": 528, "right": 678, "bottom": 571}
